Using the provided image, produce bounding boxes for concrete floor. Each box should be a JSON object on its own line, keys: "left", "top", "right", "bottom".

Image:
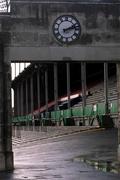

{"left": 0, "top": 128, "right": 120, "bottom": 180}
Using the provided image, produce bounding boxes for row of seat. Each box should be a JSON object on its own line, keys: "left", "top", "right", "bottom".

{"left": 12, "top": 100, "right": 118, "bottom": 124}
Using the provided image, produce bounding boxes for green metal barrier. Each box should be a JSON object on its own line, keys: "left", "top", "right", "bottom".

{"left": 97, "top": 103, "right": 106, "bottom": 115}
{"left": 51, "top": 111, "right": 56, "bottom": 120}
{"left": 92, "top": 104, "right": 98, "bottom": 116}
{"left": 63, "top": 109, "right": 72, "bottom": 125}
{"left": 12, "top": 115, "right": 33, "bottom": 124}
{"left": 12, "top": 99, "right": 118, "bottom": 125}
{"left": 26, "top": 114, "right": 32, "bottom": 121}
{"left": 63, "top": 109, "right": 71, "bottom": 119}
{"left": 50, "top": 111, "right": 61, "bottom": 121}
{"left": 55, "top": 111, "right": 61, "bottom": 121}
{"left": 84, "top": 105, "right": 93, "bottom": 117}
{"left": 110, "top": 100, "right": 118, "bottom": 114}
{"left": 12, "top": 117, "right": 18, "bottom": 123}
{"left": 72, "top": 106, "right": 83, "bottom": 117}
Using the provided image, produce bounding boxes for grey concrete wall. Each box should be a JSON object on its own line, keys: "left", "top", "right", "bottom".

{"left": 1, "top": 0, "right": 120, "bottom": 61}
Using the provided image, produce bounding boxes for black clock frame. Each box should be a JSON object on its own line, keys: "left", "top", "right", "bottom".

{"left": 52, "top": 15, "right": 81, "bottom": 44}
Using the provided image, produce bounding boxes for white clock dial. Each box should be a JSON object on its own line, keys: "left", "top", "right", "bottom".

{"left": 53, "top": 15, "right": 81, "bottom": 44}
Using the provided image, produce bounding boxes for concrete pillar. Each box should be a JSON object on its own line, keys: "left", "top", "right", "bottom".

{"left": 30, "top": 76, "right": 34, "bottom": 114}
{"left": 15, "top": 63, "right": 16, "bottom": 78}
{"left": 66, "top": 63, "right": 71, "bottom": 109}
{"left": 0, "top": 45, "right": 14, "bottom": 170}
{"left": 81, "top": 62, "right": 86, "bottom": 107}
{"left": 20, "top": 82, "right": 24, "bottom": 116}
{"left": 81, "top": 62, "right": 86, "bottom": 125}
{"left": 45, "top": 69, "right": 48, "bottom": 114}
{"left": 13, "top": 87, "right": 17, "bottom": 116}
{"left": 17, "top": 85, "right": 20, "bottom": 116}
{"left": 19, "top": 63, "right": 21, "bottom": 74}
{"left": 25, "top": 79, "right": 28, "bottom": 115}
{"left": 24, "top": 63, "right": 26, "bottom": 69}
{"left": 104, "top": 62, "right": 109, "bottom": 114}
{"left": 37, "top": 67, "right": 41, "bottom": 119}
{"left": 116, "top": 63, "right": 120, "bottom": 161}
{"left": 54, "top": 63, "right": 58, "bottom": 111}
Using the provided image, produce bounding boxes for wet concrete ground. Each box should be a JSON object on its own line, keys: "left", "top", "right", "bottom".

{"left": 0, "top": 128, "right": 120, "bottom": 179}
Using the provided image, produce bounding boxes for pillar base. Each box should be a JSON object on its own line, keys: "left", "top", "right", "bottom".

{"left": 0, "top": 151, "right": 14, "bottom": 171}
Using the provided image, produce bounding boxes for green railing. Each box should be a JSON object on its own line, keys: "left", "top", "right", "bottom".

{"left": 12, "top": 100, "right": 118, "bottom": 124}
{"left": 97, "top": 103, "right": 106, "bottom": 115}
{"left": 84, "top": 105, "right": 93, "bottom": 117}
{"left": 72, "top": 106, "right": 83, "bottom": 117}
{"left": 110, "top": 100, "right": 118, "bottom": 114}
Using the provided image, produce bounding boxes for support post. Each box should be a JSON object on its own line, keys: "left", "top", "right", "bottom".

{"left": 117, "top": 63, "right": 120, "bottom": 161}
{"left": 13, "top": 87, "right": 17, "bottom": 116}
{"left": 30, "top": 76, "right": 34, "bottom": 114}
{"left": 66, "top": 63, "right": 71, "bottom": 109}
{"left": 54, "top": 63, "right": 58, "bottom": 111}
{"left": 54, "top": 63, "right": 58, "bottom": 125}
{"left": 81, "top": 62, "right": 86, "bottom": 107}
{"left": 45, "top": 68, "right": 48, "bottom": 115}
{"left": 104, "top": 62, "right": 109, "bottom": 115}
{"left": 15, "top": 63, "right": 16, "bottom": 78}
{"left": 17, "top": 85, "right": 20, "bottom": 116}
{"left": 81, "top": 62, "right": 86, "bottom": 124}
{"left": 37, "top": 67, "right": 41, "bottom": 120}
{"left": 19, "top": 63, "right": 21, "bottom": 74}
{"left": 30, "top": 75, "right": 34, "bottom": 128}
{"left": 20, "top": 82, "right": 24, "bottom": 116}
{"left": 25, "top": 79, "right": 28, "bottom": 115}
{"left": 0, "top": 44, "right": 14, "bottom": 171}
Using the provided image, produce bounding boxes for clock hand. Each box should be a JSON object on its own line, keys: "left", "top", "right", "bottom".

{"left": 63, "top": 25, "right": 75, "bottom": 32}
{"left": 63, "top": 24, "right": 79, "bottom": 32}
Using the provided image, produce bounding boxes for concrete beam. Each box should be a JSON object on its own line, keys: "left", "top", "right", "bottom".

{"left": 5, "top": 46, "right": 120, "bottom": 62}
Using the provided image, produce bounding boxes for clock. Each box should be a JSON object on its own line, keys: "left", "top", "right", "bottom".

{"left": 52, "top": 15, "right": 81, "bottom": 44}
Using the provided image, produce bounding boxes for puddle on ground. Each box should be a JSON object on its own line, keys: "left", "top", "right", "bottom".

{"left": 73, "top": 155, "right": 120, "bottom": 174}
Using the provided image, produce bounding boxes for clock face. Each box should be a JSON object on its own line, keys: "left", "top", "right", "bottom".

{"left": 52, "top": 15, "right": 81, "bottom": 44}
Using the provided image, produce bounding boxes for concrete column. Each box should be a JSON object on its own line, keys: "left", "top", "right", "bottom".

{"left": 13, "top": 87, "right": 17, "bottom": 116}
{"left": 81, "top": 62, "right": 86, "bottom": 108}
{"left": 20, "top": 82, "right": 24, "bottom": 116}
{"left": 37, "top": 68, "right": 41, "bottom": 118}
{"left": 45, "top": 69, "right": 48, "bottom": 114}
{"left": 54, "top": 63, "right": 58, "bottom": 111}
{"left": 30, "top": 76, "right": 34, "bottom": 114}
{"left": 25, "top": 79, "right": 28, "bottom": 115}
{"left": 17, "top": 85, "right": 20, "bottom": 116}
{"left": 66, "top": 63, "right": 71, "bottom": 109}
{"left": 0, "top": 45, "right": 13, "bottom": 170}
{"left": 19, "top": 63, "right": 21, "bottom": 74}
{"left": 15, "top": 63, "right": 16, "bottom": 78}
{"left": 24, "top": 63, "right": 26, "bottom": 69}
{"left": 116, "top": 63, "right": 120, "bottom": 161}
{"left": 37, "top": 70, "right": 40, "bottom": 109}
{"left": 104, "top": 62, "right": 109, "bottom": 114}
{"left": 81, "top": 62, "right": 86, "bottom": 125}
